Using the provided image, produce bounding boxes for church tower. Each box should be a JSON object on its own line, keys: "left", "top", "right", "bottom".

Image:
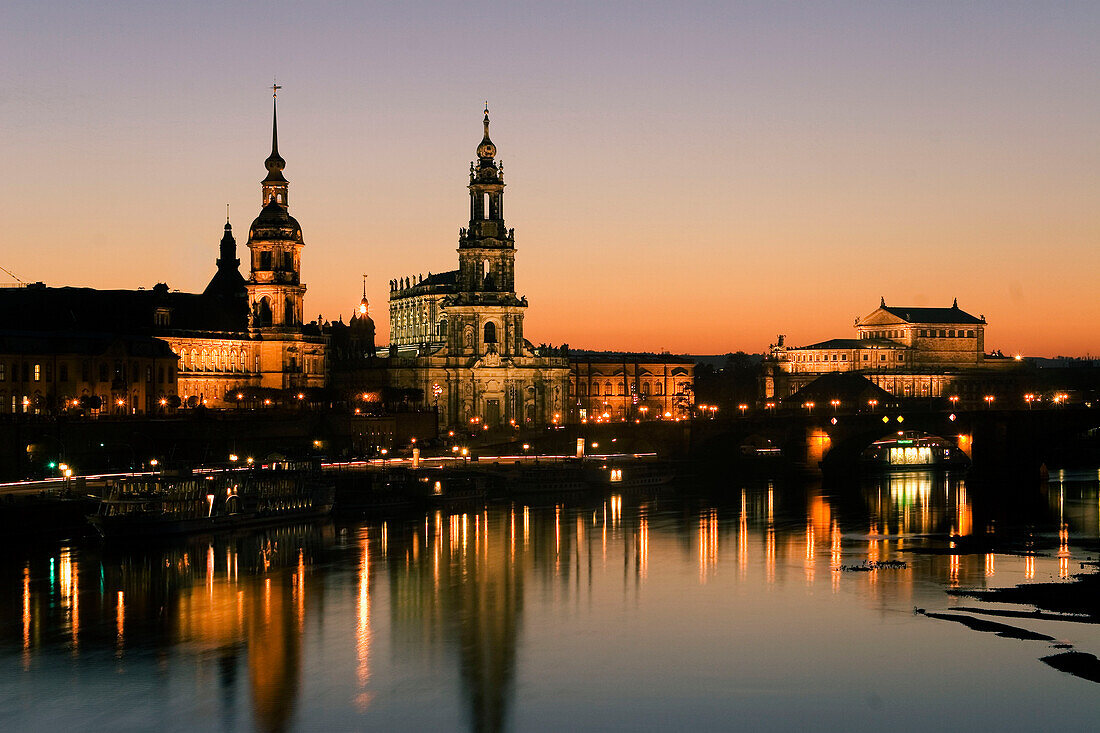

{"left": 202, "top": 213, "right": 247, "bottom": 298}
{"left": 246, "top": 86, "right": 306, "bottom": 332}
{"left": 448, "top": 106, "right": 527, "bottom": 358}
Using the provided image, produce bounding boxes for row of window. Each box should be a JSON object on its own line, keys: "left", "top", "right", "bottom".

{"left": 180, "top": 348, "right": 257, "bottom": 374}
{"left": 919, "top": 328, "right": 976, "bottom": 338}
{"left": 862, "top": 328, "right": 977, "bottom": 340}
{"left": 794, "top": 352, "right": 904, "bottom": 363}
{"left": 570, "top": 381, "right": 688, "bottom": 397}
{"left": 0, "top": 361, "right": 175, "bottom": 384}
{"left": 0, "top": 391, "right": 159, "bottom": 414}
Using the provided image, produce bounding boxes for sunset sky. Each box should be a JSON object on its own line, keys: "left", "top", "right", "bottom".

{"left": 3, "top": 1, "right": 1098, "bottom": 356}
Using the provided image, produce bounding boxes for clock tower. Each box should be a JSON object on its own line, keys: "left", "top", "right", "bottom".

{"left": 448, "top": 105, "right": 527, "bottom": 358}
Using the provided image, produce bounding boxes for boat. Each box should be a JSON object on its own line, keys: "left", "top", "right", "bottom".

{"left": 89, "top": 461, "right": 335, "bottom": 539}
{"left": 586, "top": 459, "right": 676, "bottom": 491}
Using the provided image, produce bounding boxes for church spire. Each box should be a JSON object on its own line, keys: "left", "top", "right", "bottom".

{"left": 263, "top": 84, "right": 287, "bottom": 187}
{"left": 261, "top": 84, "right": 289, "bottom": 207}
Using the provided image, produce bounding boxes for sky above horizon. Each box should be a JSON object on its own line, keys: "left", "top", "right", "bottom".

{"left": 2, "top": 1, "right": 1098, "bottom": 357}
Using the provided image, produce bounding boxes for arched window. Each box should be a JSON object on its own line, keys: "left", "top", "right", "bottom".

{"left": 438, "top": 319, "right": 447, "bottom": 339}
{"left": 284, "top": 297, "right": 295, "bottom": 325}
{"left": 200, "top": 349, "right": 207, "bottom": 371}
{"left": 484, "top": 321, "right": 497, "bottom": 344}
{"left": 579, "top": 383, "right": 587, "bottom": 396}
{"left": 654, "top": 382, "right": 663, "bottom": 396}
{"left": 591, "top": 383, "right": 599, "bottom": 396}
{"left": 190, "top": 349, "right": 197, "bottom": 371}
{"left": 605, "top": 382, "right": 613, "bottom": 396}
{"left": 256, "top": 298, "right": 272, "bottom": 327}
{"left": 641, "top": 382, "right": 650, "bottom": 396}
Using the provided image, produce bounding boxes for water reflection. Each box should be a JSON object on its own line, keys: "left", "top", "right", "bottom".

{"left": 2, "top": 470, "right": 1099, "bottom": 731}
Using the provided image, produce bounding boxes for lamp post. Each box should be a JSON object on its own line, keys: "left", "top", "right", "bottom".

{"left": 804, "top": 401, "right": 815, "bottom": 415}
{"left": 1025, "top": 393, "right": 1035, "bottom": 410}
{"left": 984, "top": 395, "right": 995, "bottom": 409}
{"left": 949, "top": 395, "right": 959, "bottom": 410}
{"left": 867, "top": 399, "right": 878, "bottom": 413}
{"left": 830, "top": 399, "right": 840, "bottom": 413}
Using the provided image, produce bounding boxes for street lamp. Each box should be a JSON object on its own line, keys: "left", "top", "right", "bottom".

{"left": 380, "top": 448, "right": 388, "bottom": 469}
{"left": 867, "top": 399, "right": 878, "bottom": 412}
{"left": 949, "top": 395, "right": 959, "bottom": 409}
{"left": 984, "top": 395, "right": 995, "bottom": 409}
{"left": 765, "top": 401, "right": 776, "bottom": 413}
{"left": 803, "top": 401, "right": 815, "bottom": 415}
{"left": 738, "top": 404, "right": 748, "bottom": 416}
{"left": 708, "top": 405, "right": 718, "bottom": 419}
{"left": 1025, "top": 393, "right": 1036, "bottom": 410}
{"left": 830, "top": 399, "right": 841, "bottom": 413}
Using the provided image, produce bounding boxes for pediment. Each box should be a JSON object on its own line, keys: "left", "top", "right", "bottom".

{"left": 857, "top": 308, "right": 905, "bottom": 327}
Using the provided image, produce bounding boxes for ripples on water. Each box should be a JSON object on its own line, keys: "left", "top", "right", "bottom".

{"left": 2, "top": 469, "right": 1099, "bottom": 732}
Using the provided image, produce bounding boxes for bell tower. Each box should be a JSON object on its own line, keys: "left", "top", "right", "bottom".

{"left": 446, "top": 107, "right": 528, "bottom": 359}
{"left": 457, "top": 105, "right": 517, "bottom": 295}
{"left": 246, "top": 85, "right": 307, "bottom": 332}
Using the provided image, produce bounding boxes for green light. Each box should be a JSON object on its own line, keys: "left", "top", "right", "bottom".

{"left": 47, "top": 461, "right": 57, "bottom": 469}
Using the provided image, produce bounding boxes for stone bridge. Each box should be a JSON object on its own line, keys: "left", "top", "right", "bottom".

{"left": 688, "top": 407, "right": 1100, "bottom": 482}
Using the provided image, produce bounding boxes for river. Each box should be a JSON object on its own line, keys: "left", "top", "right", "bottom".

{"left": 1, "top": 468, "right": 1098, "bottom": 731}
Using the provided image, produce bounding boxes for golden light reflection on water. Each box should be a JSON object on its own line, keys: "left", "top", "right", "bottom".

{"left": 6, "top": 474, "right": 1100, "bottom": 731}
{"left": 22, "top": 566, "right": 31, "bottom": 670}
{"left": 738, "top": 490, "right": 748, "bottom": 580}
{"left": 356, "top": 533, "right": 372, "bottom": 712}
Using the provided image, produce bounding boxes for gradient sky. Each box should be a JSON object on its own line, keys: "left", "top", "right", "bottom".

{"left": 3, "top": 1, "right": 1098, "bottom": 356}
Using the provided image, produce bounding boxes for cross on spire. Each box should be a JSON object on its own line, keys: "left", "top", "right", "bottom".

{"left": 362, "top": 274, "right": 368, "bottom": 299}
{"left": 272, "top": 80, "right": 282, "bottom": 98}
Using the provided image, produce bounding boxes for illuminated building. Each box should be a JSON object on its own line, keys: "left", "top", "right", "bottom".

{"left": 569, "top": 352, "right": 695, "bottom": 421}
{"left": 0, "top": 91, "right": 325, "bottom": 410}
{"left": 383, "top": 108, "right": 569, "bottom": 428}
{"left": 764, "top": 298, "right": 1020, "bottom": 402}
{"left": 0, "top": 333, "right": 178, "bottom": 415}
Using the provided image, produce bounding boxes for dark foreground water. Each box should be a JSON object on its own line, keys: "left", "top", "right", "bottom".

{"left": 2, "top": 469, "right": 1099, "bottom": 732}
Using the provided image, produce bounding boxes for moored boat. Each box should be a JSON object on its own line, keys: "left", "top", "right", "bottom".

{"left": 89, "top": 461, "right": 334, "bottom": 539}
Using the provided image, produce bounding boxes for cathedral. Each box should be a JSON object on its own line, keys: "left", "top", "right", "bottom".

{"left": 0, "top": 91, "right": 325, "bottom": 413}
{"left": 383, "top": 108, "right": 570, "bottom": 428}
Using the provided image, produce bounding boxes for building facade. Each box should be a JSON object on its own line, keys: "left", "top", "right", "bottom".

{"left": 569, "top": 354, "right": 694, "bottom": 422}
{"left": 0, "top": 92, "right": 325, "bottom": 409}
{"left": 384, "top": 108, "right": 570, "bottom": 428}
{"left": 764, "top": 298, "right": 1018, "bottom": 402}
{"left": 0, "top": 332, "right": 179, "bottom": 416}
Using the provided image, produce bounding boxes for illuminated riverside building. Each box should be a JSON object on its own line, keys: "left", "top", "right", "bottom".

{"left": 0, "top": 333, "right": 178, "bottom": 415}
{"left": 383, "top": 108, "right": 569, "bottom": 428}
{"left": 568, "top": 353, "right": 695, "bottom": 421}
{"left": 0, "top": 92, "right": 325, "bottom": 411}
{"left": 764, "top": 298, "right": 1019, "bottom": 402}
